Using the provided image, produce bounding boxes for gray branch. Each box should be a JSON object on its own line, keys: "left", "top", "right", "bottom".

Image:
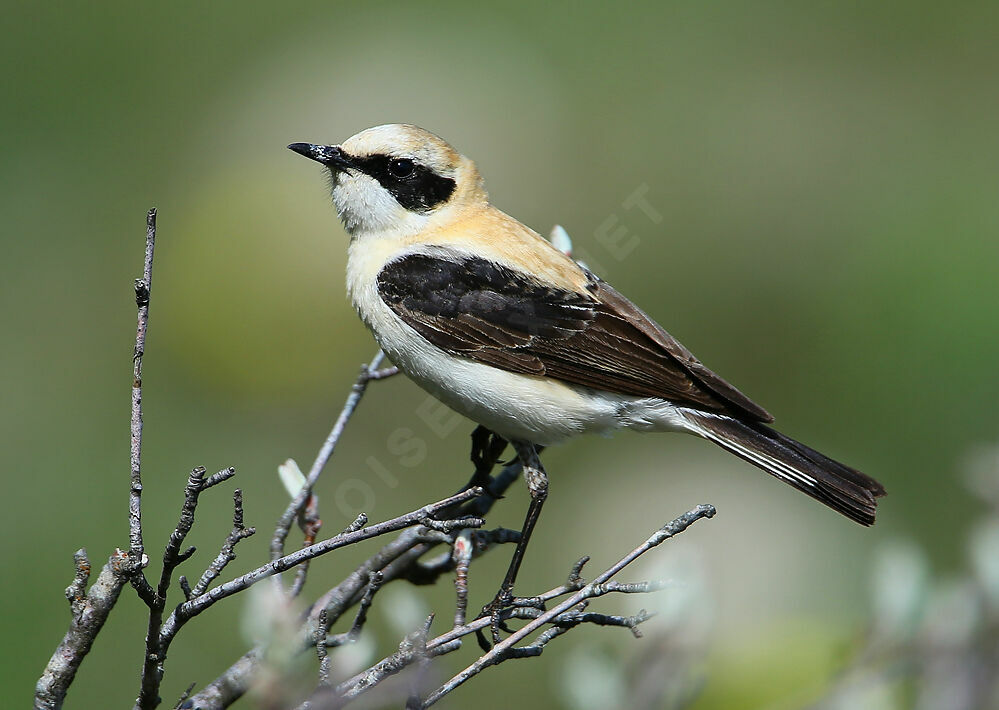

{"left": 158, "top": 487, "right": 485, "bottom": 647}
{"left": 419, "top": 504, "right": 717, "bottom": 707}
{"left": 129, "top": 209, "right": 157, "bottom": 604}
{"left": 188, "top": 489, "right": 257, "bottom": 599}
{"left": 35, "top": 550, "right": 133, "bottom": 709}
{"left": 37, "top": 211, "right": 161, "bottom": 710}
{"left": 270, "top": 352, "right": 398, "bottom": 570}
{"left": 186, "top": 462, "right": 524, "bottom": 709}
{"left": 285, "top": 504, "right": 714, "bottom": 708}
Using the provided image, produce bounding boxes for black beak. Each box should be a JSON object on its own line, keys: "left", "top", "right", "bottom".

{"left": 287, "top": 143, "right": 355, "bottom": 171}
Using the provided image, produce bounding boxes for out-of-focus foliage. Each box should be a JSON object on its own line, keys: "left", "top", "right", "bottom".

{"left": 807, "top": 444, "right": 999, "bottom": 710}
{"left": 4, "top": 2, "right": 997, "bottom": 708}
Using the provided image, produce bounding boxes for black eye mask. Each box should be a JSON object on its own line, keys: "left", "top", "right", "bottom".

{"left": 349, "top": 153, "right": 456, "bottom": 212}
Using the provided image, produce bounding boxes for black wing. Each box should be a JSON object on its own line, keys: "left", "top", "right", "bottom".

{"left": 376, "top": 248, "right": 773, "bottom": 422}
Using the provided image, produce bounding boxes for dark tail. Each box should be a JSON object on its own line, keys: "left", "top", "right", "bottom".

{"left": 682, "top": 409, "right": 886, "bottom": 525}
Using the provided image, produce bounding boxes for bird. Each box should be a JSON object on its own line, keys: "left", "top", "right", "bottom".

{"left": 288, "top": 124, "right": 886, "bottom": 616}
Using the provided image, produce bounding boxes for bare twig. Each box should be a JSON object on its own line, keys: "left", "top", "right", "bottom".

{"left": 453, "top": 531, "right": 474, "bottom": 628}
{"left": 159, "top": 487, "right": 485, "bottom": 647}
{"left": 271, "top": 352, "right": 397, "bottom": 569}
{"left": 129, "top": 209, "right": 157, "bottom": 604}
{"left": 288, "top": 490, "right": 323, "bottom": 599}
{"left": 310, "top": 505, "right": 713, "bottom": 707}
{"left": 332, "top": 604, "right": 650, "bottom": 703}
{"left": 65, "top": 549, "right": 91, "bottom": 621}
{"left": 326, "top": 571, "right": 384, "bottom": 649}
{"left": 137, "top": 466, "right": 203, "bottom": 708}
{"left": 419, "top": 504, "right": 717, "bottom": 707}
{"left": 340, "top": 513, "right": 368, "bottom": 535}
{"left": 188, "top": 464, "right": 523, "bottom": 710}
{"left": 35, "top": 550, "right": 134, "bottom": 709}
{"left": 184, "top": 460, "right": 704, "bottom": 709}
{"left": 188, "top": 489, "right": 257, "bottom": 599}
{"left": 135, "top": 467, "right": 239, "bottom": 710}
{"left": 367, "top": 365, "right": 400, "bottom": 380}
{"left": 38, "top": 211, "right": 163, "bottom": 710}
{"left": 172, "top": 682, "right": 196, "bottom": 710}
{"left": 316, "top": 608, "right": 332, "bottom": 688}
{"left": 405, "top": 616, "right": 435, "bottom": 710}
{"left": 511, "top": 558, "right": 668, "bottom": 611}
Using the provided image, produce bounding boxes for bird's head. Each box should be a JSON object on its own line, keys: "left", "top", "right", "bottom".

{"left": 289, "top": 124, "right": 486, "bottom": 238}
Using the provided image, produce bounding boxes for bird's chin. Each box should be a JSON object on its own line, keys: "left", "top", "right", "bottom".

{"left": 330, "top": 187, "right": 362, "bottom": 235}
{"left": 324, "top": 166, "right": 342, "bottom": 192}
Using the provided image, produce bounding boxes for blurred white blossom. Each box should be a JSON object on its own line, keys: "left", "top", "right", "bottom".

{"left": 970, "top": 518, "right": 999, "bottom": 608}
{"left": 380, "top": 584, "right": 430, "bottom": 639}
{"left": 871, "top": 539, "right": 929, "bottom": 641}
{"left": 559, "top": 646, "right": 626, "bottom": 710}
{"left": 278, "top": 458, "right": 307, "bottom": 498}
{"left": 549, "top": 224, "right": 573, "bottom": 256}
{"left": 241, "top": 583, "right": 310, "bottom": 705}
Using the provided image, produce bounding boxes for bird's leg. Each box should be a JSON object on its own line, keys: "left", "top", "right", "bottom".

{"left": 462, "top": 425, "right": 508, "bottom": 497}
{"left": 498, "top": 441, "right": 548, "bottom": 598}
{"left": 479, "top": 439, "right": 548, "bottom": 644}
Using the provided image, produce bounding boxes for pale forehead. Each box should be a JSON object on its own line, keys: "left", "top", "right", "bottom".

{"left": 341, "top": 124, "right": 461, "bottom": 170}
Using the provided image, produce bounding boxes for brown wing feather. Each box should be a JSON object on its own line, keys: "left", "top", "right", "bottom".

{"left": 590, "top": 282, "right": 774, "bottom": 421}
{"left": 376, "top": 249, "right": 773, "bottom": 422}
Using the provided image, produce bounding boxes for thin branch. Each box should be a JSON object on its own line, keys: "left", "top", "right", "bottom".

{"left": 188, "top": 489, "right": 257, "bottom": 599}
{"left": 172, "top": 682, "right": 196, "bottom": 710}
{"left": 287, "top": 485, "right": 324, "bottom": 598}
{"left": 511, "top": 559, "right": 668, "bottom": 611}
{"left": 160, "top": 466, "right": 209, "bottom": 596}
{"left": 331, "top": 604, "right": 649, "bottom": 703}
{"left": 316, "top": 608, "right": 332, "bottom": 688}
{"left": 270, "top": 352, "right": 396, "bottom": 568}
{"left": 188, "top": 464, "right": 522, "bottom": 709}
{"left": 366, "top": 365, "right": 399, "bottom": 380}
{"left": 404, "top": 616, "right": 435, "bottom": 710}
{"left": 325, "top": 570, "right": 384, "bottom": 649}
{"left": 161, "top": 467, "right": 229, "bottom": 598}
{"left": 341, "top": 513, "right": 368, "bottom": 535}
{"left": 137, "top": 466, "right": 202, "bottom": 709}
{"left": 197, "top": 451, "right": 675, "bottom": 708}
{"left": 453, "top": 531, "right": 474, "bottom": 628}
{"left": 159, "top": 487, "right": 485, "bottom": 647}
{"left": 38, "top": 211, "right": 160, "bottom": 710}
{"left": 420, "top": 504, "right": 717, "bottom": 707}
{"left": 129, "top": 209, "right": 157, "bottom": 602}
{"left": 503, "top": 622, "right": 572, "bottom": 660}
{"left": 323, "top": 505, "right": 711, "bottom": 706}
{"left": 308, "top": 528, "right": 444, "bottom": 642}
{"left": 66, "top": 549, "right": 91, "bottom": 621}
{"left": 135, "top": 468, "right": 240, "bottom": 710}
{"left": 35, "top": 550, "right": 134, "bottom": 710}
{"left": 204, "top": 467, "right": 238, "bottom": 490}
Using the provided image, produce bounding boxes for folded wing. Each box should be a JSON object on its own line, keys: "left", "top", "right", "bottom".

{"left": 376, "top": 247, "right": 773, "bottom": 422}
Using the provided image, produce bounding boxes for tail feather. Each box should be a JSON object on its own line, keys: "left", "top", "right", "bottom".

{"left": 681, "top": 409, "right": 886, "bottom": 526}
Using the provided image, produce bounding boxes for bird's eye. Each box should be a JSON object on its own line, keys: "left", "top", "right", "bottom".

{"left": 387, "top": 158, "right": 415, "bottom": 179}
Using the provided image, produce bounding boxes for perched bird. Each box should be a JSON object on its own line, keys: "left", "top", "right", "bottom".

{"left": 289, "top": 124, "right": 886, "bottom": 610}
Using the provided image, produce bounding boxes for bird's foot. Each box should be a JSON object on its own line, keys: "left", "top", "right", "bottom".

{"left": 466, "top": 426, "right": 508, "bottom": 499}
{"left": 474, "top": 586, "right": 546, "bottom": 650}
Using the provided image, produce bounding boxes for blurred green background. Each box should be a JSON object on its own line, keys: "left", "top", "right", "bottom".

{"left": 6, "top": 1, "right": 999, "bottom": 708}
